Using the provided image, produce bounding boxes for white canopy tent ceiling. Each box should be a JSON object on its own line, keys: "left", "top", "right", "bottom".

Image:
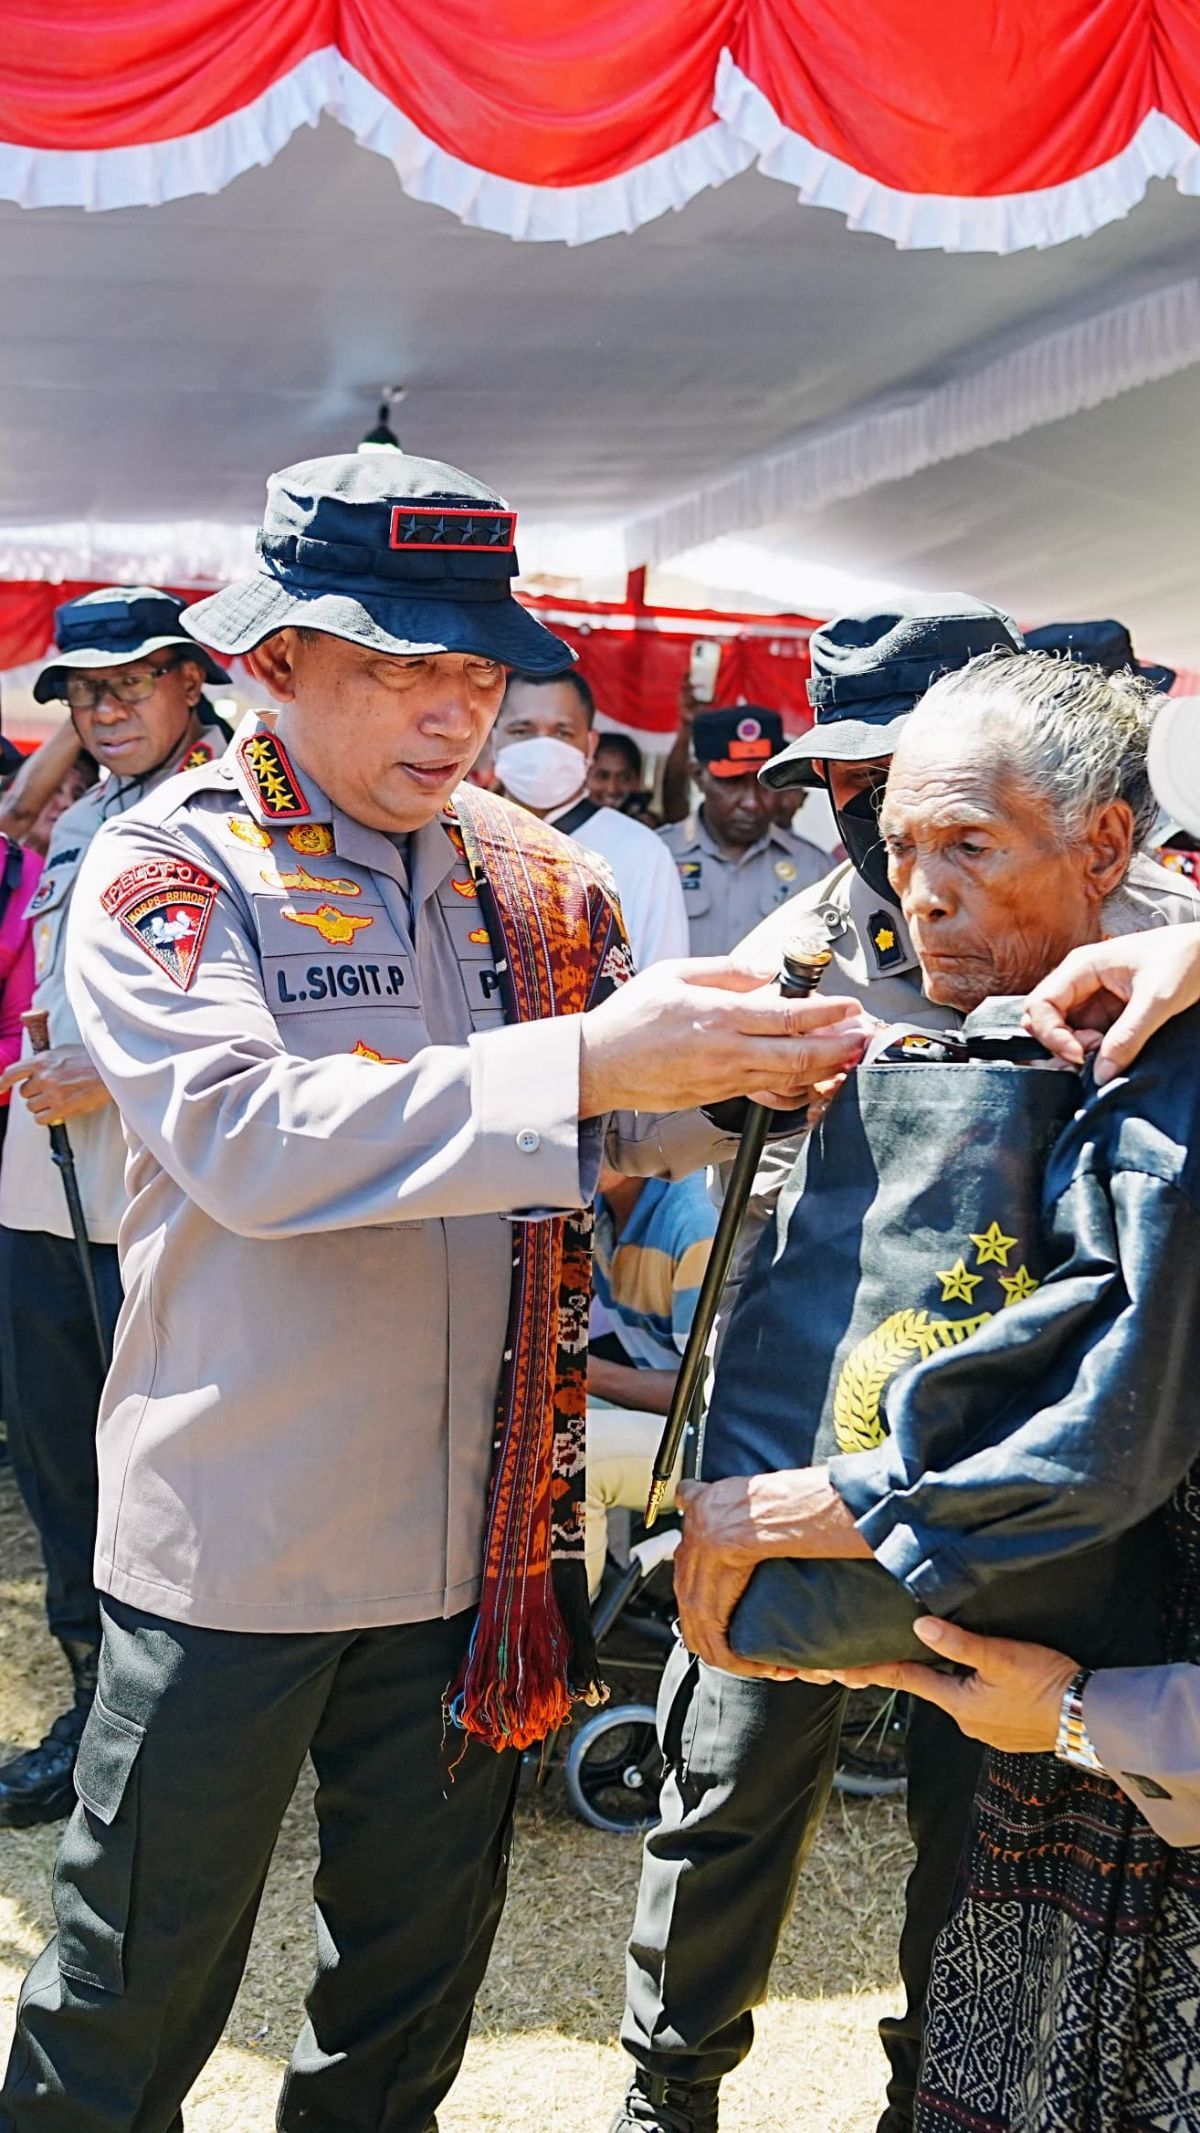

{"left": 2, "top": 116, "right": 1199, "bottom": 664}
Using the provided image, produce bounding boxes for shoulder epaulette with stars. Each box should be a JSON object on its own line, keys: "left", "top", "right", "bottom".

{"left": 236, "top": 731, "right": 312, "bottom": 821}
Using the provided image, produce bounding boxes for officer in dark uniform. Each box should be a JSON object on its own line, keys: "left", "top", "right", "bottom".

{"left": 658, "top": 707, "right": 826, "bottom": 954}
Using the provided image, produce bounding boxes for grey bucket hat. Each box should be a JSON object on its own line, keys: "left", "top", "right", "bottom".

{"left": 34, "top": 587, "right": 231, "bottom": 704}
{"left": 183, "top": 453, "right": 573, "bottom": 677}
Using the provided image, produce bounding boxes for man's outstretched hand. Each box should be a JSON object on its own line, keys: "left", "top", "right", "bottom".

{"left": 578, "top": 958, "right": 873, "bottom": 1119}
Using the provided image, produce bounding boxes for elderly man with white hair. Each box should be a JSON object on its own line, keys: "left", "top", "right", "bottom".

{"left": 612, "top": 648, "right": 1200, "bottom": 2133}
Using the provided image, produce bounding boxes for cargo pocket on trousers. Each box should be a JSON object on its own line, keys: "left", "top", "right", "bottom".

{"left": 57, "top": 1696, "right": 146, "bottom": 1994}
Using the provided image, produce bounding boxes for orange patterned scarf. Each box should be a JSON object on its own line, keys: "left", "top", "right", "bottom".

{"left": 445, "top": 786, "right": 633, "bottom": 1751}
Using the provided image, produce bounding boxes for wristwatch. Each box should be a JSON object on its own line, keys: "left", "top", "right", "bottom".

{"left": 1055, "top": 1667, "right": 1103, "bottom": 1771}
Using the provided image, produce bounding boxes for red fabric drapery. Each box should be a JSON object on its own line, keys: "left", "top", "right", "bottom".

{"left": 3, "top": 5, "right": 1200, "bottom": 248}
{"left": 0, "top": 579, "right": 817, "bottom": 741}
{"left": 526, "top": 598, "right": 815, "bottom": 736}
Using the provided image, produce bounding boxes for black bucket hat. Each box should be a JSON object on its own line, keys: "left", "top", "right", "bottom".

{"left": 1024, "top": 620, "right": 1175, "bottom": 696}
{"left": 183, "top": 453, "right": 573, "bottom": 678}
{"left": 761, "top": 595, "right": 1024, "bottom": 789}
{"left": 34, "top": 587, "right": 232, "bottom": 705}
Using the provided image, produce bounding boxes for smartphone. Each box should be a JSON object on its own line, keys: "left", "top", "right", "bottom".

{"left": 688, "top": 639, "right": 721, "bottom": 704}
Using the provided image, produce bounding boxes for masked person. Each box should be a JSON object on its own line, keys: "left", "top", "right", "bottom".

{"left": 0, "top": 452, "right": 869, "bottom": 2133}
{"left": 658, "top": 707, "right": 826, "bottom": 956}
{"left": 0, "top": 589, "right": 230, "bottom": 1831}
{"left": 608, "top": 601, "right": 1200, "bottom": 2133}
{"left": 492, "top": 669, "right": 688, "bottom": 967}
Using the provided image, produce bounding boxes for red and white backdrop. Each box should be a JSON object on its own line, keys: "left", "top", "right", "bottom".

{"left": 0, "top": 580, "right": 821, "bottom": 748}
{"left": 4, "top": 2, "right": 1200, "bottom": 249}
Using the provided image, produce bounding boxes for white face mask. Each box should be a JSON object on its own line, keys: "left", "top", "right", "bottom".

{"left": 493, "top": 736, "right": 588, "bottom": 812}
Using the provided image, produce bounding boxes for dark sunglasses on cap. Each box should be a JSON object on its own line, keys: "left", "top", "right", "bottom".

{"left": 63, "top": 652, "right": 192, "bottom": 713}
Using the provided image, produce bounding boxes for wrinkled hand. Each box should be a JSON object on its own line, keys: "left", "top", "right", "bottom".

{"left": 0, "top": 1045, "right": 111, "bottom": 1125}
{"left": 673, "top": 1469, "right": 869, "bottom": 1679}
{"left": 814, "top": 1616, "right": 1079, "bottom": 1753}
{"left": 578, "top": 958, "right": 872, "bottom": 1119}
{"left": 1023, "top": 924, "right": 1200, "bottom": 1085}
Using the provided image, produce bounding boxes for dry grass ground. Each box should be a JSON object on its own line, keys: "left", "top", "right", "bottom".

{"left": 0, "top": 1468, "right": 909, "bottom": 2130}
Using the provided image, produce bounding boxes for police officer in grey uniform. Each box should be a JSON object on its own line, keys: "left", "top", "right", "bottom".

{"left": 610, "top": 600, "right": 1200, "bottom": 2133}
{"left": 0, "top": 454, "right": 868, "bottom": 2133}
{"left": 0, "top": 589, "right": 229, "bottom": 1830}
{"left": 658, "top": 707, "right": 826, "bottom": 955}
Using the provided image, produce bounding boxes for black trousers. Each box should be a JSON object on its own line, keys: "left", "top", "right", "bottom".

{"left": 1, "top": 1600, "right": 519, "bottom": 2133}
{"left": 0, "top": 1227, "right": 122, "bottom": 1647}
{"left": 621, "top": 1641, "right": 983, "bottom": 2133}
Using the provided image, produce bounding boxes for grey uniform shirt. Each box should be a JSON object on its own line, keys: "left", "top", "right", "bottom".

{"left": 66, "top": 716, "right": 733, "bottom": 1635}
{"left": 658, "top": 810, "right": 827, "bottom": 958}
{"left": 0, "top": 726, "right": 226, "bottom": 1245}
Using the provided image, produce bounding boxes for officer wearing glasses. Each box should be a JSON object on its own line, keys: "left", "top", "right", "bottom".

{"left": 0, "top": 588, "right": 230, "bottom": 1830}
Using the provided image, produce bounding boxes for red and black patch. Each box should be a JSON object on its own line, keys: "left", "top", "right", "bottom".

{"left": 388, "top": 505, "right": 515, "bottom": 553}
{"left": 238, "top": 732, "right": 311, "bottom": 820}
{"left": 101, "top": 858, "right": 220, "bottom": 991}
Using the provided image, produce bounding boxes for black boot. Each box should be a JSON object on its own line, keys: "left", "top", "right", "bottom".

{"left": 608, "top": 2071, "right": 720, "bottom": 2133}
{"left": 0, "top": 1637, "right": 99, "bottom": 1828}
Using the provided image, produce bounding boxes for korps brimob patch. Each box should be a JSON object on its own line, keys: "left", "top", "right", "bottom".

{"left": 102, "top": 858, "right": 220, "bottom": 990}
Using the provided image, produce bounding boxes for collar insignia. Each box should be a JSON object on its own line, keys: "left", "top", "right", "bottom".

{"left": 449, "top": 875, "right": 479, "bottom": 900}
{"left": 282, "top": 903, "right": 373, "bottom": 948}
{"left": 868, "top": 910, "right": 905, "bottom": 970}
{"left": 286, "top": 823, "right": 334, "bottom": 856}
{"left": 238, "top": 732, "right": 312, "bottom": 820}
{"left": 183, "top": 737, "right": 218, "bottom": 771}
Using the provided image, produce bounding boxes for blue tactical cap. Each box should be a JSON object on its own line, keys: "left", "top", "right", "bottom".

{"left": 760, "top": 595, "right": 1024, "bottom": 788}
{"left": 34, "top": 587, "right": 232, "bottom": 704}
{"left": 1024, "top": 619, "right": 1175, "bottom": 696}
{"left": 183, "top": 453, "right": 573, "bottom": 677}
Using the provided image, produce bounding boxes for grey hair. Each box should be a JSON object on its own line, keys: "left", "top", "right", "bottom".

{"left": 906, "top": 647, "right": 1161, "bottom": 851}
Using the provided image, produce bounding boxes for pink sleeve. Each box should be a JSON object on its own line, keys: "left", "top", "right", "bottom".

{"left": 0, "top": 848, "right": 42, "bottom": 1096}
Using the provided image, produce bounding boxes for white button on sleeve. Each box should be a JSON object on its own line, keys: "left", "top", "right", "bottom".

{"left": 516, "top": 1128, "right": 541, "bottom": 1154}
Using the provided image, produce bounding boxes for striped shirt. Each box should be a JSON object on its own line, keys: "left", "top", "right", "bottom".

{"left": 592, "top": 1174, "right": 716, "bottom": 1370}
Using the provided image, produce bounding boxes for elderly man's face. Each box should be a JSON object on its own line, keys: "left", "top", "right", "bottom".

{"left": 880, "top": 719, "right": 1131, "bottom": 1013}
{"left": 250, "top": 632, "right": 507, "bottom": 834}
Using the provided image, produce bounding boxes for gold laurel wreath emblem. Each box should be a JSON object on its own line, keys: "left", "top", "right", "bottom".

{"left": 833, "top": 1307, "right": 993, "bottom": 1454}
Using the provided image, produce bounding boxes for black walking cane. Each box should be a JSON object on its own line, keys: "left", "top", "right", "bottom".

{"left": 644, "top": 928, "right": 832, "bottom": 1526}
{"left": 21, "top": 1009, "right": 111, "bottom": 1371}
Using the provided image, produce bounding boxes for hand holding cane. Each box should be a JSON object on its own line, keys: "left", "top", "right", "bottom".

{"left": 645, "top": 928, "right": 833, "bottom": 1526}
{"left": 20, "top": 1009, "right": 111, "bottom": 1370}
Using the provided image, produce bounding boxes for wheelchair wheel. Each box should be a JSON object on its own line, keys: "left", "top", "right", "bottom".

{"left": 834, "top": 1687, "right": 908, "bottom": 1798}
{"left": 564, "top": 1703, "right": 663, "bottom": 1833}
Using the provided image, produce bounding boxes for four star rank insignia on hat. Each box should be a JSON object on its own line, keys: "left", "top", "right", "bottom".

{"left": 388, "top": 505, "right": 516, "bottom": 552}
{"left": 102, "top": 859, "right": 220, "bottom": 991}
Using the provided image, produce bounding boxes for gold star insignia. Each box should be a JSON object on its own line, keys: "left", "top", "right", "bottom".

{"left": 970, "top": 1220, "right": 1019, "bottom": 1267}
{"left": 874, "top": 926, "right": 895, "bottom": 951}
{"left": 999, "top": 1265, "right": 1040, "bottom": 1307}
{"left": 935, "top": 1258, "right": 984, "bottom": 1304}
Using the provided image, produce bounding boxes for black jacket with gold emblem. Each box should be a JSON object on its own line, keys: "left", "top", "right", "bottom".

{"left": 704, "top": 1002, "right": 1200, "bottom": 1674}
